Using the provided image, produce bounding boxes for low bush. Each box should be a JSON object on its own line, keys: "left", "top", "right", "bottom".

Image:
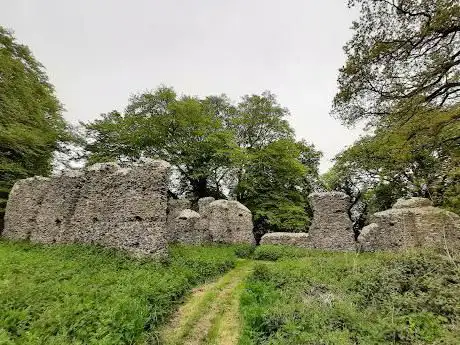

{"left": 0, "top": 240, "right": 238, "bottom": 345}
{"left": 233, "top": 244, "right": 257, "bottom": 259}
{"left": 240, "top": 250, "right": 460, "bottom": 344}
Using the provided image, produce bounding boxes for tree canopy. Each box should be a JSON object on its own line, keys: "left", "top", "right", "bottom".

{"left": 333, "top": 0, "right": 460, "bottom": 126}
{"left": 0, "top": 27, "right": 70, "bottom": 228}
{"left": 84, "top": 87, "right": 321, "bottom": 236}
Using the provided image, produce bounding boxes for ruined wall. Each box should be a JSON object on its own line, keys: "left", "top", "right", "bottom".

{"left": 260, "top": 232, "right": 310, "bottom": 247}
{"left": 358, "top": 198, "right": 460, "bottom": 252}
{"left": 167, "top": 198, "right": 192, "bottom": 241}
{"left": 3, "top": 176, "right": 51, "bottom": 240}
{"left": 3, "top": 160, "right": 171, "bottom": 258}
{"left": 259, "top": 192, "right": 356, "bottom": 251}
{"left": 167, "top": 198, "right": 256, "bottom": 245}
{"left": 204, "top": 200, "right": 255, "bottom": 244}
{"left": 171, "top": 209, "right": 208, "bottom": 244}
{"left": 307, "top": 192, "right": 356, "bottom": 251}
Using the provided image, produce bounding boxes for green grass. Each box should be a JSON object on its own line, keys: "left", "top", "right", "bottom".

{"left": 240, "top": 246, "right": 460, "bottom": 345}
{"left": 0, "top": 240, "right": 239, "bottom": 345}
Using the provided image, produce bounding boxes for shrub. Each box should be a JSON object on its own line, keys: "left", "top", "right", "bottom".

{"left": 233, "top": 244, "right": 256, "bottom": 258}
{"left": 240, "top": 251, "right": 460, "bottom": 344}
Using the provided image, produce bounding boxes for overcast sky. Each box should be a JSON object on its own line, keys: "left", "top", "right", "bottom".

{"left": 1, "top": 0, "right": 363, "bottom": 172}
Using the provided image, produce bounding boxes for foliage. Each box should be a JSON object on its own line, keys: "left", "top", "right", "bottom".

{"left": 0, "top": 240, "right": 240, "bottom": 345}
{"left": 333, "top": 0, "right": 460, "bottom": 126}
{"left": 85, "top": 87, "right": 238, "bottom": 199}
{"left": 232, "top": 91, "right": 294, "bottom": 149}
{"left": 239, "top": 249, "right": 460, "bottom": 344}
{"left": 235, "top": 139, "right": 321, "bottom": 238}
{"left": 0, "top": 27, "right": 70, "bottom": 228}
{"left": 233, "top": 244, "right": 257, "bottom": 259}
{"left": 85, "top": 87, "right": 321, "bottom": 233}
{"left": 325, "top": 103, "right": 460, "bottom": 217}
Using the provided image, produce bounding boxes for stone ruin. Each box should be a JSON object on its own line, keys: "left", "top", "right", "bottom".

{"left": 260, "top": 192, "right": 356, "bottom": 251}
{"left": 2, "top": 161, "right": 255, "bottom": 257}
{"left": 358, "top": 197, "right": 460, "bottom": 252}
{"left": 167, "top": 198, "right": 255, "bottom": 245}
{"left": 260, "top": 193, "right": 460, "bottom": 253}
{"left": 260, "top": 232, "right": 310, "bottom": 247}
{"left": 307, "top": 192, "right": 356, "bottom": 250}
{"left": 3, "top": 160, "right": 459, "bottom": 255}
{"left": 3, "top": 161, "right": 171, "bottom": 258}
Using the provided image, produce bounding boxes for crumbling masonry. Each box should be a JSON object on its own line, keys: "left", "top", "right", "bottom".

{"left": 3, "top": 160, "right": 459, "bottom": 255}
{"left": 2, "top": 161, "right": 255, "bottom": 257}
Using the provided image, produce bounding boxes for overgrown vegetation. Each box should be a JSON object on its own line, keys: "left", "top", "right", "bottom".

{"left": 326, "top": 0, "right": 460, "bottom": 223}
{"left": 0, "top": 240, "right": 240, "bottom": 345}
{"left": 0, "top": 27, "right": 72, "bottom": 229}
{"left": 84, "top": 88, "right": 321, "bottom": 237}
{"left": 240, "top": 247, "right": 460, "bottom": 344}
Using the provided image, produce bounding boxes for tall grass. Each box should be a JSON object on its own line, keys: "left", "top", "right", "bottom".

{"left": 240, "top": 246, "right": 460, "bottom": 344}
{"left": 0, "top": 240, "right": 238, "bottom": 345}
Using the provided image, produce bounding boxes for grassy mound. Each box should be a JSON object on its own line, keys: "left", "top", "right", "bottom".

{"left": 0, "top": 240, "right": 238, "bottom": 345}
{"left": 240, "top": 248, "right": 460, "bottom": 344}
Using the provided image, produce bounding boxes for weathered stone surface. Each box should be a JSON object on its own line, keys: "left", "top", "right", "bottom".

{"left": 69, "top": 160, "right": 170, "bottom": 257}
{"left": 172, "top": 209, "right": 209, "bottom": 244}
{"left": 3, "top": 177, "right": 51, "bottom": 240}
{"left": 167, "top": 198, "right": 192, "bottom": 241}
{"left": 3, "top": 160, "right": 171, "bottom": 258}
{"left": 168, "top": 199, "right": 192, "bottom": 221}
{"left": 3, "top": 160, "right": 257, "bottom": 251}
{"left": 359, "top": 197, "right": 460, "bottom": 252}
{"left": 392, "top": 197, "right": 433, "bottom": 209}
{"left": 198, "top": 197, "right": 215, "bottom": 213}
{"left": 307, "top": 192, "right": 355, "bottom": 251}
{"left": 260, "top": 232, "right": 310, "bottom": 247}
{"left": 33, "top": 171, "right": 85, "bottom": 244}
{"left": 201, "top": 200, "right": 255, "bottom": 244}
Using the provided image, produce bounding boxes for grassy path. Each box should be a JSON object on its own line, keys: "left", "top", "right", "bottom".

{"left": 159, "top": 260, "right": 253, "bottom": 345}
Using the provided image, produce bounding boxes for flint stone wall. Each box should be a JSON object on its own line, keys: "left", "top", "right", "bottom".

{"left": 259, "top": 192, "right": 356, "bottom": 251}
{"left": 307, "top": 192, "right": 355, "bottom": 251}
{"left": 204, "top": 200, "right": 255, "bottom": 244}
{"left": 168, "top": 198, "right": 256, "bottom": 245}
{"left": 3, "top": 160, "right": 171, "bottom": 258}
{"left": 167, "top": 198, "right": 192, "bottom": 241}
{"left": 260, "top": 232, "right": 310, "bottom": 247}
{"left": 358, "top": 198, "right": 460, "bottom": 252}
{"left": 171, "top": 209, "right": 208, "bottom": 244}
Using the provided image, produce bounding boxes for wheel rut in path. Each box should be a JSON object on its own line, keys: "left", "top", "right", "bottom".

{"left": 159, "top": 260, "right": 253, "bottom": 345}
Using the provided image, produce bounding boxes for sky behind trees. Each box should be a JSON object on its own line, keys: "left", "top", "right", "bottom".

{"left": 0, "top": 0, "right": 363, "bottom": 171}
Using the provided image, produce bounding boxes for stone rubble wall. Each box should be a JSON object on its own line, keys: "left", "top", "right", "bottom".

{"left": 8, "top": 169, "right": 454, "bottom": 256}
{"left": 259, "top": 192, "right": 356, "bottom": 251}
{"left": 306, "top": 192, "right": 356, "bottom": 251}
{"left": 3, "top": 162, "right": 256, "bottom": 255}
{"left": 3, "top": 160, "right": 171, "bottom": 258}
{"left": 167, "top": 198, "right": 192, "bottom": 242}
{"left": 167, "top": 199, "right": 255, "bottom": 245}
{"left": 260, "top": 232, "right": 310, "bottom": 247}
{"left": 358, "top": 198, "right": 460, "bottom": 252}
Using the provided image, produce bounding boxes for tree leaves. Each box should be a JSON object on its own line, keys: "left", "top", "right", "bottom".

{"left": 333, "top": 0, "right": 460, "bottom": 126}
{"left": 0, "top": 27, "right": 70, "bottom": 226}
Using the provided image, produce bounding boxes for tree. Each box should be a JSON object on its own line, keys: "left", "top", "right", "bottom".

{"left": 0, "top": 27, "right": 70, "bottom": 229}
{"left": 85, "top": 88, "right": 322, "bottom": 235}
{"left": 85, "top": 86, "right": 238, "bottom": 199}
{"left": 235, "top": 139, "right": 321, "bottom": 241}
{"left": 325, "top": 103, "right": 460, "bottom": 222}
{"left": 333, "top": 0, "right": 460, "bottom": 126}
{"left": 233, "top": 91, "right": 294, "bottom": 149}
